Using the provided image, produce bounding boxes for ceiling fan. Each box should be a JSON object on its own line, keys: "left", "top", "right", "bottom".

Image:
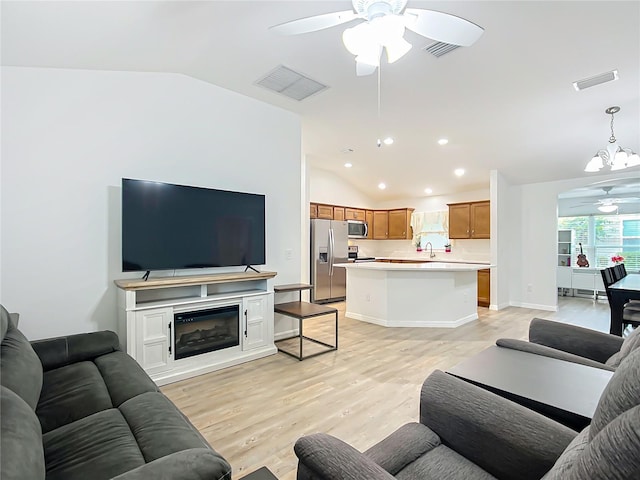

{"left": 575, "top": 186, "right": 640, "bottom": 213}
{"left": 270, "top": 0, "right": 484, "bottom": 76}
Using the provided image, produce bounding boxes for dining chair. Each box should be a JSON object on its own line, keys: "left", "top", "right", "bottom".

{"left": 611, "top": 264, "right": 623, "bottom": 282}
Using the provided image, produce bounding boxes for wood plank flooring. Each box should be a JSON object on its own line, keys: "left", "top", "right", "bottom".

{"left": 162, "top": 297, "right": 610, "bottom": 479}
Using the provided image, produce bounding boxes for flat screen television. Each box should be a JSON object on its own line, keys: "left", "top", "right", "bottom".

{"left": 122, "top": 178, "right": 265, "bottom": 272}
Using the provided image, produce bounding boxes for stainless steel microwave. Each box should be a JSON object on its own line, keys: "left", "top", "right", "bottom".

{"left": 348, "top": 220, "right": 368, "bottom": 238}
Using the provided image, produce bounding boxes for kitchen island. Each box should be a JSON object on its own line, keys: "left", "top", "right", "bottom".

{"left": 335, "top": 262, "right": 492, "bottom": 328}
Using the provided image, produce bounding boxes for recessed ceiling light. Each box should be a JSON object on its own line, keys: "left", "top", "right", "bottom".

{"left": 424, "top": 188, "right": 433, "bottom": 194}
{"left": 454, "top": 168, "right": 465, "bottom": 177}
{"left": 344, "top": 163, "right": 352, "bottom": 168}
{"left": 383, "top": 137, "right": 394, "bottom": 145}
{"left": 438, "top": 138, "right": 449, "bottom": 146}
{"left": 378, "top": 182, "right": 386, "bottom": 190}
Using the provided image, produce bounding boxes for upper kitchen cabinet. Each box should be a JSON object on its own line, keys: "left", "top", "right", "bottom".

{"left": 333, "top": 206, "right": 345, "bottom": 221}
{"left": 365, "top": 210, "right": 374, "bottom": 238}
{"left": 315, "top": 204, "right": 334, "bottom": 220}
{"left": 310, "top": 204, "right": 318, "bottom": 219}
{"left": 388, "top": 208, "right": 415, "bottom": 239}
{"left": 345, "top": 208, "right": 366, "bottom": 221}
{"left": 448, "top": 201, "right": 490, "bottom": 239}
{"left": 372, "top": 211, "right": 389, "bottom": 239}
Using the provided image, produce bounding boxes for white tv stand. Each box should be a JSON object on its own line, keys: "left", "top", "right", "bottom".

{"left": 115, "top": 271, "right": 277, "bottom": 386}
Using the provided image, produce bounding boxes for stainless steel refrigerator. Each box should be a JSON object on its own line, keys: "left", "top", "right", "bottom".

{"left": 310, "top": 219, "right": 348, "bottom": 303}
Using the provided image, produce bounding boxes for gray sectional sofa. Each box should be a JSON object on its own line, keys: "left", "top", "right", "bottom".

{"left": 497, "top": 317, "right": 640, "bottom": 371}
{"left": 294, "top": 346, "right": 640, "bottom": 479}
{"left": 0, "top": 305, "right": 232, "bottom": 480}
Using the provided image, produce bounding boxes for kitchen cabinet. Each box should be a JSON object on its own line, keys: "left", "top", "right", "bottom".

{"left": 477, "top": 269, "right": 490, "bottom": 307}
{"left": 345, "top": 208, "right": 366, "bottom": 221}
{"left": 448, "top": 201, "right": 490, "bottom": 239}
{"left": 388, "top": 208, "right": 414, "bottom": 239}
{"left": 316, "top": 204, "right": 334, "bottom": 219}
{"left": 365, "top": 210, "right": 374, "bottom": 238}
{"left": 333, "top": 207, "right": 345, "bottom": 221}
{"left": 372, "top": 211, "right": 389, "bottom": 239}
{"left": 310, "top": 204, "right": 318, "bottom": 219}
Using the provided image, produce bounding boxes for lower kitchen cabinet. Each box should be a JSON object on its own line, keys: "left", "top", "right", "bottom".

{"left": 477, "top": 269, "right": 490, "bottom": 307}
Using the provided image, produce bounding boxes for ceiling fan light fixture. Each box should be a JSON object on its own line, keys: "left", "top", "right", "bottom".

{"left": 598, "top": 204, "right": 618, "bottom": 213}
{"left": 385, "top": 36, "right": 412, "bottom": 63}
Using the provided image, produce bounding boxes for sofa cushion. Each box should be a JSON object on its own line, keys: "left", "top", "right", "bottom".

{"left": 43, "top": 408, "right": 146, "bottom": 480}
{"left": 0, "top": 306, "right": 43, "bottom": 410}
{"left": 591, "top": 346, "right": 640, "bottom": 439}
{"left": 541, "top": 426, "right": 590, "bottom": 479}
{"left": 365, "top": 422, "right": 441, "bottom": 475}
{"left": 545, "top": 406, "right": 640, "bottom": 480}
{"left": 94, "top": 351, "right": 158, "bottom": 407}
{"left": 119, "top": 391, "right": 214, "bottom": 463}
{"left": 37, "top": 361, "right": 113, "bottom": 433}
{"left": 606, "top": 325, "right": 640, "bottom": 367}
{"left": 395, "top": 445, "right": 497, "bottom": 480}
{"left": 0, "top": 386, "right": 45, "bottom": 480}
{"left": 110, "top": 449, "right": 233, "bottom": 480}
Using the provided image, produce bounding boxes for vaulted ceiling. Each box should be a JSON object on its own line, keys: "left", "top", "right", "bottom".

{"left": 2, "top": 1, "right": 639, "bottom": 200}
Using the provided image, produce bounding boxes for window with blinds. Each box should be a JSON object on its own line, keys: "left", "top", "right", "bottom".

{"left": 558, "top": 214, "right": 640, "bottom": 271}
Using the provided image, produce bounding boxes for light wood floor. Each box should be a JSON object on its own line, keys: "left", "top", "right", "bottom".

{"left": 162, "top": 296, "right": 610, "bottom": 479}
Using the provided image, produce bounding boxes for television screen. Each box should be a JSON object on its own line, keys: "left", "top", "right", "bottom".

{"left": 122, "top": 178, "right": 265, "bottom": 272}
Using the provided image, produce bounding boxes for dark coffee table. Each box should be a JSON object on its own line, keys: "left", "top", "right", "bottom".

{"left": 447, "top": 346, "right": 613, "bottom": 430}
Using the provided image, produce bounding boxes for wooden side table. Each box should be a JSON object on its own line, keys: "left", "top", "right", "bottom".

{"left": 274, "top": 284, "right": 338, "bottom": 361}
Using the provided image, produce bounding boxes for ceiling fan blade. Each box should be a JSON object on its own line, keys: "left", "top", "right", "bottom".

{"left": 404, "top": 8, "right": 484, "bottom": 47}
{"left": 270, "top": 10, "right": 359, "bottom": 35}
{"left": 356, "top": 61, "right": 378, "bottom": 76}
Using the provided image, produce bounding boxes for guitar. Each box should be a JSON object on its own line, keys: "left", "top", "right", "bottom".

{"left": 576, "top": 243, "right": 589, "bottom": 267}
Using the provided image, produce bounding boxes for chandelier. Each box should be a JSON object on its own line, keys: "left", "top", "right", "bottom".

{"left": 585, "top": 106, "right": 639, "bottom": 172}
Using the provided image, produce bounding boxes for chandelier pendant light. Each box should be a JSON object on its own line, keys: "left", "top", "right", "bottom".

{"left": 585, "top": 106, "right": 640, "bottom": 172}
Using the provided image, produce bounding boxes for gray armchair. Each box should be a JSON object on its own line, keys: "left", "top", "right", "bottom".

{"left": 294, "top": 347, "right": 640, "bottom": 480}
{"left": 496, "top": 318, "right": 640, "bottom": 371}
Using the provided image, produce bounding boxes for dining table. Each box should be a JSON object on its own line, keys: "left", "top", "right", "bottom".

{"left": 608, "top": 273, "right": 640, "bottom": 336}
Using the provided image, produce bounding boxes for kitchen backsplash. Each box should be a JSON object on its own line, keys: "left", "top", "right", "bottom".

{"left": 351, "top": 239, "right": 490, "bottom": 263}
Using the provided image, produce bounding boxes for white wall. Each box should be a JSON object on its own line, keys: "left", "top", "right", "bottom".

{"left": 309, "top": 167, "right": 374, "bottom": 208}
{"left": 1, "top": 67, "right": 302, "bottom": 340}
{"left": 505, "top": 171, "right": 629, "bottom": 311}
{"left": 491, "top": 171, "right": 512, "bottom": 310}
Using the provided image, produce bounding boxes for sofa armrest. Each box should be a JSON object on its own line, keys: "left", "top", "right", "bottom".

{"left": 31, "top": 330, "right": 120, "bottom": 371}
{"left": 528, "top": 318, "right": 623, "bottom": 363}
{"left": 110, "top": 448, "right": 232, "bottom": 480}
{"left": 420, "top": 370, "right": 576, "bottom": 480}
{"left": 496, "top": 338, "right": 615, "bottom": 371}
{"left": 295, "top": 433, "right": 396, "bottom": 480}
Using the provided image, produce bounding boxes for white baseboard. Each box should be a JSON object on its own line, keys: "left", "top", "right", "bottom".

{"left": 346, "top": 311, "right": 478, "bottom": 328}
{"left": 509, "top": 301, "right": 558, "bottom": 312}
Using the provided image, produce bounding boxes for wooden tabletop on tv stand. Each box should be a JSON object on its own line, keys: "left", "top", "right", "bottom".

{"left": 114, "top": 271, "right": 277, "bottom": 291}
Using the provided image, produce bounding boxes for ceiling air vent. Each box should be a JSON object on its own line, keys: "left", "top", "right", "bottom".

{"left": 424, "top": 41, "right": 460, "bottom": 58}
{"left": 256, "top": 65, "right": 328, "bottom": 101}
{"left": 573, "top": 70, "right": 618, "bottom": 91}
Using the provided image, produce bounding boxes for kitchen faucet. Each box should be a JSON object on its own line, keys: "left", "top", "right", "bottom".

{"left": 425, "top": 242, "right": 436, "bottom": 259}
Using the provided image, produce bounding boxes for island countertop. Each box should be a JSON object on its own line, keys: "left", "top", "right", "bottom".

{"left": 335, "top": 262, "right": 493, "bottom": 272}
{"left": 373, "top": 255, "right": 490, "bottom": 264}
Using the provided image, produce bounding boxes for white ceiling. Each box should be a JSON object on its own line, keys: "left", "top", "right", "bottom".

{"left": 2, "top": 1, "right": 639, "bottom": 201}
